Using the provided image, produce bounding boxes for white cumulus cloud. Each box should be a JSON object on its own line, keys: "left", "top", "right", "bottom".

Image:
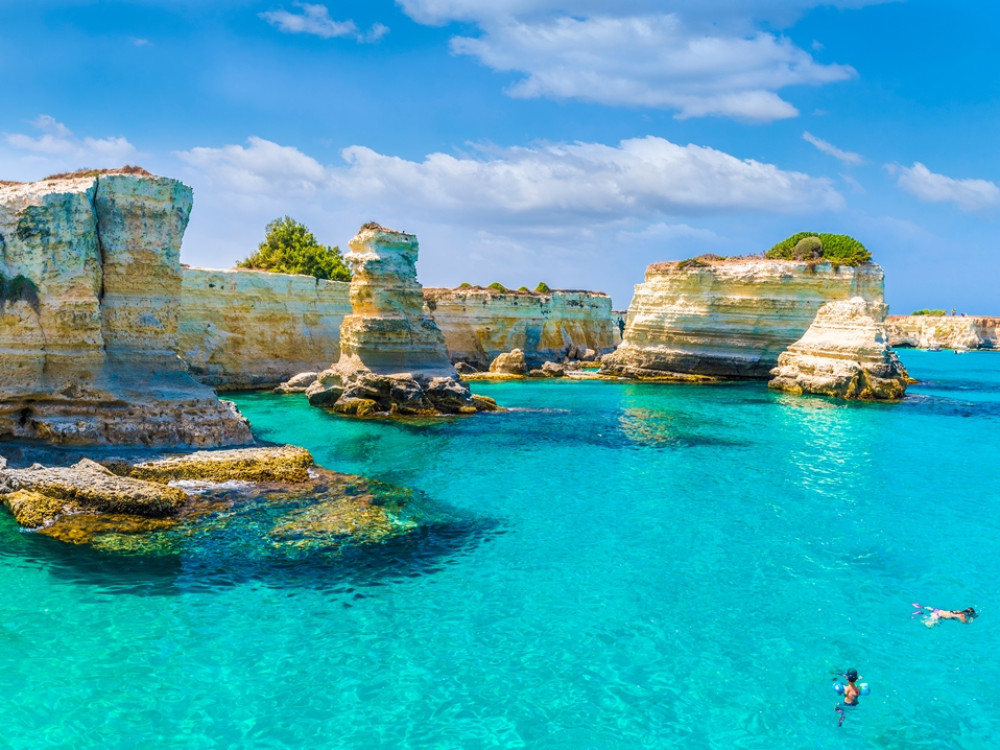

{"left": 2, "top": 116, "right": 137, "bottom": 169}
{"left": 260, "top": 3, "right": 388, "bottom": 43}
{"left": 802, "top": 131, "right": 864, "bottom": 165}
{"left": 396, "top": 1, "right": 871, "bottom": 121}
{"left": 889, "top": 162, "right": 1000, "bottom": 213}
{"left": 176, "top": 134, "right": 844, "bottom": 224}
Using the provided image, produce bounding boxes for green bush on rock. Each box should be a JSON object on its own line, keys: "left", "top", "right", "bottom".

{"left": 534, "top": 282, "right": 551, "bottom": 293}
{"left": 912, "top": 309, "right": 947, "bottom": 316}
{"left": 765, "top": 232, "right": 871, "bottom": 266}
{"left": 488, "top": 282, "right": 508, "bottom": 292}
{"left": 238, "top": 216, "right": 350, "bottom": 281}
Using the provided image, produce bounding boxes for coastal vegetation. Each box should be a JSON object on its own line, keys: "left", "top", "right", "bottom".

{"left": 238, "top": 217, "right": 350, "bottom": 281}
{"left": 911, "top": 309, "right": 947, "bottom": 316}
{"left": 488, "top": 282, "right": 508, "bottom": 292}
{"left": 678, "top": 254, "right": 726, "bottom": 269}
{"left": 765, "top": 232, "right": 871, "bottom": 266}
{"left": 534, "top": 282, "right": 551, "bottom": 293}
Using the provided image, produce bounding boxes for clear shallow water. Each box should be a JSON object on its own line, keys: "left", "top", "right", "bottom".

{"left": 2, "top": 350, "right": 999, "bottom": 749}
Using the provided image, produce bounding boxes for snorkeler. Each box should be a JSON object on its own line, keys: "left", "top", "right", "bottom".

{"left": 833, "top": 668, "right": 865, "bottom": 727}
{"left": 912, "top": 603, "right": 977, "bottom": 627}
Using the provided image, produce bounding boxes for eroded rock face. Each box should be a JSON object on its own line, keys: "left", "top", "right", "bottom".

{"left": 0, "top": 171, "right": 252, "bottom": 446}
{"left": 768, "top": 297, "right": 909, "bottom": 400}
{"left": 886, "top": 315, "right": 999, "bottom": 350}
{"left": 306, "top": 224, "right": 496, "bottom": 416}
{"left": 179, "top": 268, "right": 351, "bottom": 389}
{"left": 423, "top": 287, "right": 618, "bottom": 369}
{"left": 601, "top": 259, "right": 885, "bottom": 380}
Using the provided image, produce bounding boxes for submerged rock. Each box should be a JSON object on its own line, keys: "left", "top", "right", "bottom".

{"left": 0, "top": 445, "right": 439, "bottom": 554}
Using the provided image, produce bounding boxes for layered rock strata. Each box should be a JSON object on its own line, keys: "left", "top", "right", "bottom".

{"left": 768, "top": 298, "right": 909, "bottom": 399}
{"left": 601, "top": 259, "right": 885, "bottom": 380}
{"left": 0, "top": 170, "right": 252, "bottom": 446}
{"left": 305, "top": 224, "right": 498, "bottom": 416}
{"left": 886, "top": 315, "right": 999, "bottom": 350}
{"left": 178, "top": 268, "right": 351, "bottom": 389}
{"left": 423, "top": 287, "right": 618, "bottom": 369}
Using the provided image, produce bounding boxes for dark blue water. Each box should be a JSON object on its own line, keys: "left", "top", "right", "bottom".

{"left": 1, "top": 350, "right": 997, "bottom": 748}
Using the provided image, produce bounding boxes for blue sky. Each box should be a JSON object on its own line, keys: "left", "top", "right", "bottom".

{"left": 1, "top": 0, "right": 998, "bottom": 312}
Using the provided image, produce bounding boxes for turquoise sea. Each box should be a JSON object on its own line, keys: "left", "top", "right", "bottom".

{"left": 1, "top": 350, "right": 998, "bottom": 749}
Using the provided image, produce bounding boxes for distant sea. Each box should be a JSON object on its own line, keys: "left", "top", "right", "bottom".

{"left": 1, "top": 350, "right": 998, "bottom": 749}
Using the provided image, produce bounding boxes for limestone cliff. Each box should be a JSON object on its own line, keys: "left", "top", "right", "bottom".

{"left": 423, "top": 287, "right": 618, "bottom": 369}
{"left": 768, "top": 298, "right": 909, "bottom": 399}
{"left": 0, "top": 169, "right": 252, "bottom": 446}
{"left": 886, "top": 315, "right": 999, "bottom": 350}
{"left": 601, "top": 258, "right": 885, "bottom": 380}
{"left": 178, "top": 268, "right": 350, "bottom": 389}
{"left": 305, "top": 224, "right": 497, "bottom": 416}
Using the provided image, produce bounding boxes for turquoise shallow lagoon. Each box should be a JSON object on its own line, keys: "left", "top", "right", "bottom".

{"left": 2, "top": 350, "right": 999, "bottom": 748}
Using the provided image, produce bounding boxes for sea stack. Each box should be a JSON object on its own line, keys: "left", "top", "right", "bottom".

{"left": 768, "top": 298, "right": 909, "bottom": 399}
{"left": 600, "top": 257, "right": 885, "bottom": 380}
{"left": 305, "top": 223, "right": 497, "bottom": 416}
{"left": 0, "top": 168, "right": 252, "bottom": 446}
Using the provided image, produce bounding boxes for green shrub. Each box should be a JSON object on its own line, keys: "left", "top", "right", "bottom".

{"left": 912, "top": 309, "right": 947, "bottom": 316}
{"left": 238, "top": 217, "right": 350, "bottom": 281}
{"left": 534, "top": 281, "right": 551, "bottom": 293}
{"left": 517, "top": 285, "right": 529, "bottom": 292}
{"left": 487, "top": 282, "right": 508, "bottom": 292}
{"left": 458, "top": 282, "right": 472, "bottom": 289}
{"left": 765, "top": 232, "right": 871, "bottom": 265}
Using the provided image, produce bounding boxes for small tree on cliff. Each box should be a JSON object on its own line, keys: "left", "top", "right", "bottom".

{"left": 238, "top": 217, "right": 350, "bottom": 281}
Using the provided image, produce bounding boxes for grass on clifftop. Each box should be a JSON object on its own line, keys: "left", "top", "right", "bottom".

{"left": 765, "top": 232, "right": 871, "bottom": 266}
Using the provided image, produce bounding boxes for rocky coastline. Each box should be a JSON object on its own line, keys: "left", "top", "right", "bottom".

{"left": 886, "top": 315, "right": 999, "bottom": 350}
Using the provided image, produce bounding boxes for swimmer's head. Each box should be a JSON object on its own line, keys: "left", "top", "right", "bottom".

{"left": 963, "top": 607, "right": 977, "bottom": 620}
{"left": 845, "top": 669, "right": 858, "bottom": 682}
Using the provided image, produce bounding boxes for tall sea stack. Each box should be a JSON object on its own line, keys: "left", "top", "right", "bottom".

{"left": 0, "top": 169, "right": 252, "bottom": 446}
{"left": 305, "top": 224, "right": 497, "bottom": 416}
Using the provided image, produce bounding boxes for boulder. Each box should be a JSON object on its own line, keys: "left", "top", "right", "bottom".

{"left": 489, "top": 349, "right": 527, "bottom": 375}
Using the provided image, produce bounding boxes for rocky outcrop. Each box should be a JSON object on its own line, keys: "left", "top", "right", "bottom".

{"left": 768, "top": 298, "right": 909, "bottom": 399}
{"left": 178, "top": 268, "right": 351, "bottom": 389}
{"left": 305, "top": 224, "right": 498, "bottom": 416}
{"left": 0, "top": 446, "right": 424, "bottom": 551}
{"left": 601, "top": 258, "right": 885, "bottom": 380}
{"left": 0, "top": 170, "right": 252, "bottom": 446}
{"left": 886, "top": 315, "right": 999, "bottom": 350}
{"left": 489, "top": 349, "right": 527, "bottom": 375}
{"left": 423, "top": 287, "right": 618, "bottom": 369}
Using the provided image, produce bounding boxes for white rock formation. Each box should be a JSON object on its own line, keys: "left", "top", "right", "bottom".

{"left": 601, "top": 258, "right": 885, "bottom": 380}
{"left": 0, "top": 169, "right": 252, "bottom": 446}
{"left": 423, "top": 287, "right": 617, "bottom": 368}
{"left": 305, "top": 224, "right": 497, "bottom": 416}
{"left": 768, "top": 297, "right": 909, "bottom": 399}
{"left": 885, "top": 315, "right": 999, "bottom": 350}
{"left": 178, "top": 268, "right": 350, "bottom": 388}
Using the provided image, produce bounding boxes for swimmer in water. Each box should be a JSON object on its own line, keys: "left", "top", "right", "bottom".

{"left": 834, "top": 669, "right": 861, "bottom": 727}
{"left": 913, "top": 604, "right": 977, "bottom": 627}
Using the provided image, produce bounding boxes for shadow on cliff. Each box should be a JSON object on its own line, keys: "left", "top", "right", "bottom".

{"left": 0, "top": 506, "right": 503, "bottom": 599}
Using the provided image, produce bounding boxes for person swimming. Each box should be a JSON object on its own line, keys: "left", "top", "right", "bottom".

{"left": 912, "top": 603, "right": 977, "bottom": 627}
{"left": 833, "top": 668, "right": 862, "bottom": 727}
